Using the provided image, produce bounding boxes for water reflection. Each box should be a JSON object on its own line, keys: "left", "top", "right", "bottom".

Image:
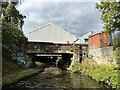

{"left": 4, "top": 67, "right": 109, "bottom": 89}
{"left": 52, "top": 70, "right": 107, "bottom": 89}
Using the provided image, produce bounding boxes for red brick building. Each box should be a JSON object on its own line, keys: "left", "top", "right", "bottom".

{"left": 88, "top": 33, "right": 110, "bottom": 50}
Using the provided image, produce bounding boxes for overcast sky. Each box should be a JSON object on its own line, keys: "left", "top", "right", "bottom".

{"left": 17, "top": 0, "right": 104, "bottom": 38}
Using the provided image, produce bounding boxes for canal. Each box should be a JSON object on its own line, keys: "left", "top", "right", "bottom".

{"left": 4, "top": 66, "right": 110, "bottom": 89}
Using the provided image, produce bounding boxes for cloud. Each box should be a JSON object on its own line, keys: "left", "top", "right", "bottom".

{"left": 18, "top": 1, "right": 104, "bottom": 37}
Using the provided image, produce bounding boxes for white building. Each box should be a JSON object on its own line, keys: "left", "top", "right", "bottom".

{"left": 28, "top": 23, "right": 76, "bottom": 44}
{"left": 76, "top": 32, "right": 93, "bottom": 44}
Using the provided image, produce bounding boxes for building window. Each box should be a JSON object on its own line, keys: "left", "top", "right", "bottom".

{"left": 84, "top": 39, "right": 88, "bottom": 44}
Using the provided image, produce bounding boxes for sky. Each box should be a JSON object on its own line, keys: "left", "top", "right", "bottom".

{"left": 17, "top": 0, "right": 104, "bottom": 38}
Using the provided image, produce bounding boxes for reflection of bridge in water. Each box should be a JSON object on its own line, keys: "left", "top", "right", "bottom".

{"left": 25, "top": 42, "right": 88, "bottom": 68}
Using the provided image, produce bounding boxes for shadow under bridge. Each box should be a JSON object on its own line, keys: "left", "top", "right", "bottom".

{"left": 27, "top": 53, "right": 73, "bottom": 69}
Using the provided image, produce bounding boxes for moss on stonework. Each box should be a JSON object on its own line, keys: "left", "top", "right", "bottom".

{"left": 2, "top": 68, "right": 44, "bottom": 87}
{"left": 2, "top": 59, "right": 21, "bottom": 77}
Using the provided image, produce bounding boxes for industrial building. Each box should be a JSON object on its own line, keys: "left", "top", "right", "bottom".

{"left": 28, "top": 23, "right": 93, "bottom": 45}
{"left": 77, "top": 32, "right": 93, "bottom": 44}
{"left": 28, "top": 23, "right": 76, "bottom": 44}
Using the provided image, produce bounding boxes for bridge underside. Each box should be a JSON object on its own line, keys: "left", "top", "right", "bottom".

{"left": 34, "top": 53, "right": 72, "bottom": 62}
{"left": 27, "top": 53, "right": 73, "bottom": 60}
{"left": 27, "top": 53, "right": 73, "bottom": 69}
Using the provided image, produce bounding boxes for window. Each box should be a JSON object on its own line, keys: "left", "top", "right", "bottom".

{"left": 84, "top": 39, "right": 88, "bottom": 44}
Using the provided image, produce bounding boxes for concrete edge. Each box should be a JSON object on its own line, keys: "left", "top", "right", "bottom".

{"left": 2, "top": 68, "right": 44, "bottom": 87}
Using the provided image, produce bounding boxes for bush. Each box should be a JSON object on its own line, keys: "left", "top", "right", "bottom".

{"left": 112, "top": 38, "right": 120, "bottom": 48}
{"left": 113, "top": 47, "right": 120, "bottom": 64}
{"left": 56, "top": 57, "right": 63, "bottom": 68}
{"left": 68, "top": 59, "right": 120, "bottom": 89}
{"left": 67, "top": 62, "right": 81, "bottom": 73}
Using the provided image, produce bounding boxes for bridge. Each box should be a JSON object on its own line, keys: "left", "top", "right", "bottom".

{"left": 25, "top": 41, "right": 88, "bottom": 69}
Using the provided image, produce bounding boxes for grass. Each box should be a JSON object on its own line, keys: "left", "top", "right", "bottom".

{"left": 67, "top": 61, "right": 81, "bottom": 73}
{"left": 68, "top": 59, "right": 120, "bottom": 89}
{"left": 2, "top": 59, "right": 21, "bottom": 77}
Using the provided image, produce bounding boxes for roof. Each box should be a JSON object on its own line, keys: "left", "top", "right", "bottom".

{"left": 28, "top": 23, "right": 76, "bottom": 38}
{"left": 89, "top": 33, "right": 102, "bottom": 37}
{"left": 74, "top": 31, "right": 93, "bottom": 44}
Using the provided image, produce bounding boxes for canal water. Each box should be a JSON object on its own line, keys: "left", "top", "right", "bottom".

{"left": 4, "top": 67, "right": 109, "bottom": 89}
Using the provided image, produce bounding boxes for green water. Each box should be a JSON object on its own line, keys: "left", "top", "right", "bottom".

{"left": 4, "top": 67, "right": 110, "bottom": 89}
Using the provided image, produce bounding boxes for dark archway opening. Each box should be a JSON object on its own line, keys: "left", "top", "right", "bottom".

{"left": 35, "top": 56, "right": 58, "bottom": 67}
{"left": 56, "top": 53, "right": 73, "bottom": 69}
{"left": 34, "top": 53, "right": 73, "bottom": 69}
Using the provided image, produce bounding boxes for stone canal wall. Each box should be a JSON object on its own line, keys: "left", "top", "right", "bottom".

{"left": 2, "top": 68, "right": 44, "bottom": 87}
{"left": 88, "top": 46, "right": 113, "bottom": 59}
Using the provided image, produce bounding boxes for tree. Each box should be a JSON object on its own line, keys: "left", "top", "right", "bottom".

{"left": 96, "top": 1, "right": 120, "bottom": 35}
{"left": 2, "top": 1, "right": 26, "bottom": 30}
{"left": 96, "top": 1, "right": 120, "bottom": 65}
{"left": 1, "top": 1, "right": 27, "bottom": 59}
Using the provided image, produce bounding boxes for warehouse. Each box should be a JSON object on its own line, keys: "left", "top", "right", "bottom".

{"left": 77, "top": 32, "right": 93, "bottom": 44}
{"left": 28, "top": 23, "right": 76, "bottom": 44}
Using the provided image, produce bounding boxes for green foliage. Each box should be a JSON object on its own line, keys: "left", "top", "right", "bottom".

{"left": 96, "top": 2, "right": 120, "bottom": 35}
{"left": 112, "top": 38, "right": 120, "bottom": 48}
{"left": 68, "top": 59, "right": 120, "bottom": 89}
{"left": 2, "top": 21, "right": 26, "bottom": 53}
{"left": 2, "top": 59, "right": 21, "bottom": 77}
{"left": 113, "top": 47, "right": 120, "bottom": 64}
{"left": 56, "top": 57, "right": 62, "bottom": 67}
{"left": 67, "top": 62, "right": 81, "bottom": 73}
{"left": 2, "top": 1, "right": 27, "bottom": 59}
{"left": 89, "top": 65, "right": 119, "bottom": 89}
{"left": 56, "top": 57, "right": 68, "bottom": 69}
{"left": 2, "top": 2, "right": 26, "bottom": 29}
